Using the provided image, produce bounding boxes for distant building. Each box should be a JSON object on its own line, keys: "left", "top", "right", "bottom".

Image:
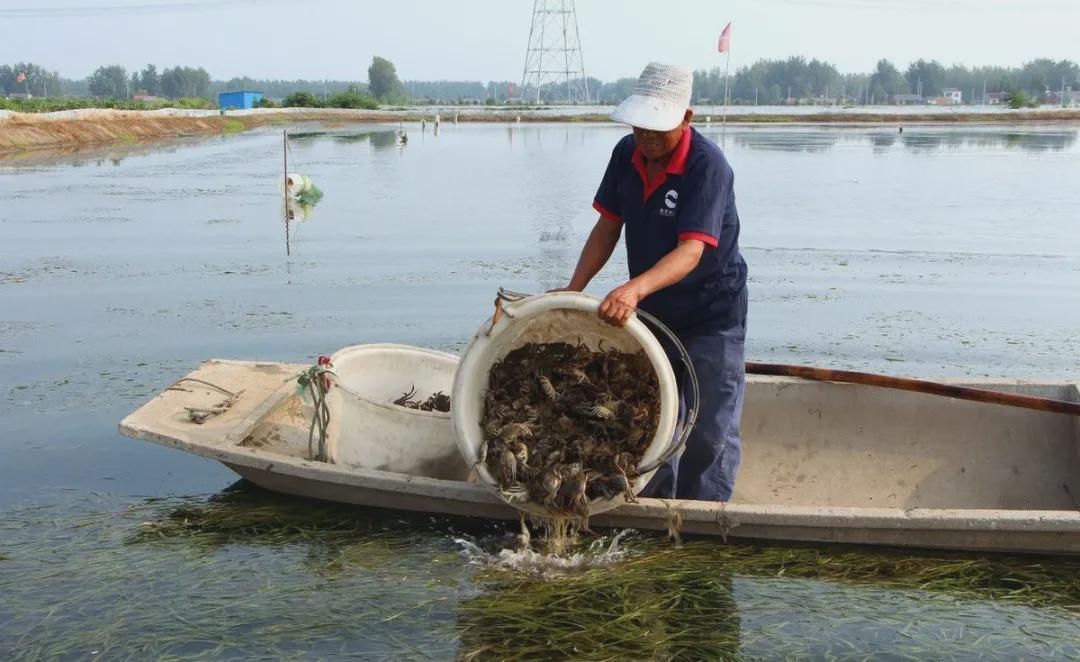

{"left": 133, "top": 94, "right": 163, "bottom": 102}
{"left": 984, "top": 92, "right": 1007, "bottom": 105}
{"left": 1044, "top": 89, "right": 1079, "bottom": 107}
{"left": 891, "top": 94, "right": 925, "bottom": 105}
{"left": 941, "top": 88, "right": 962, "bottom": 104}
{"left": 7, "top": 92, "right": 32, "bottom": 100}
{"left": 218, "top": 90, "right": 263, "bottom": 110}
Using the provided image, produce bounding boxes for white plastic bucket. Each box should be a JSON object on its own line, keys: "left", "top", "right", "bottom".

{"left": 326, "top": 344, "right": 470, "bottom": 481}
{"left": 451, "top": 292, "right": 680, "bottom": 516}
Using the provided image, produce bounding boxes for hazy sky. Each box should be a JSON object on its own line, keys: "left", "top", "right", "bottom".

{"left": 3, "top": 0, "right": 1078, "bottom": 81}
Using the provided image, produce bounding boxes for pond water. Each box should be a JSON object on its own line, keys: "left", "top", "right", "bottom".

{"left": 2, "top": 122, "right": 1079, "bottom": 658}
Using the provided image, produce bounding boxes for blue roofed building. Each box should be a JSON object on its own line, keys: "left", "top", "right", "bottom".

{"left": 218, "top": 90, "right": 263, "bottom": 109}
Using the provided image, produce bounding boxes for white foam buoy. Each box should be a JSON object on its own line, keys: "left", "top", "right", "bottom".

{"left": 285, "top": 172, "right": 312, "bottom": 195}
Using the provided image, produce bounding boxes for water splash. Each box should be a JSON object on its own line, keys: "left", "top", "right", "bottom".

{"left": 455, "top": 528, "right": 639, "bottom": 577}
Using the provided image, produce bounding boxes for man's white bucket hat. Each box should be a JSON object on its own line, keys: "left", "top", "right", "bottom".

{"left": 610, "top": 62, "right": 693, "bottom": 132}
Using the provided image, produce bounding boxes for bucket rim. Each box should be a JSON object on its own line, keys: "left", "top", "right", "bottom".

{"left": 328, "top": 343, "right": 458, "bottom": 419}
{"left": 450, "top": 291, "right": 680, "bottom": 517}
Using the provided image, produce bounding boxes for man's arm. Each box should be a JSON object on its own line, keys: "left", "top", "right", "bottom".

{"left": 561, "top": 216, "right": 623, "bottom": 291}
{"left": 598, "top": 238, "right": 705, "bottom": 326}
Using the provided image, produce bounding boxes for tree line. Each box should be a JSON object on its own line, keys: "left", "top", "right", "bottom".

{"left": 698, "top": 57, "right": 1079, "bottom": 105}
{"left": 3, "top": 56, "right": 1076, "bottom": 106}
{"left": 0, "top": 56, "right": 406, "bottom": 105}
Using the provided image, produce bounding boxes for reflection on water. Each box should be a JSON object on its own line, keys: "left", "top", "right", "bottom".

{"left": 289, "top": 127, "right": 404, "bottom": 150}
{"left": 897, "top": 130, "right": 1078, "bottom": 152}
{"left": 735, "top": 128, "right": 1078, "bottom": 153}
{"left": 0, "top": 138, "right": 189, "bottom": 167}
{"left": 735, "top": 131, "right": 842, "bottom": 153}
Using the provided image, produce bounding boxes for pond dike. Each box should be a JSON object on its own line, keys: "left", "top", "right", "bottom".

{"left": 0, "top": 108, "right": 420, "bottom": 154}
{"left": 2, "top": 106, "right": 1079, "bottom": 154}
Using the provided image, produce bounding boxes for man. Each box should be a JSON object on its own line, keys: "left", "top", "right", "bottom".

{"left": 558, "top": 62, "right": 748, "bottom": 502}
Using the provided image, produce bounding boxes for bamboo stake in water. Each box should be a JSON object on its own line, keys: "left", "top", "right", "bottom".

{"left": 283, "top": 129, "right": 290, "bottom": 257}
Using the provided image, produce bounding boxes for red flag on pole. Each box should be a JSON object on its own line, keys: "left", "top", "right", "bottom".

{"left": 16, "top": 71, "right": 26, "bottom": 83}
{"left": 717, "top": 22, "right": 732, "bottom": 53}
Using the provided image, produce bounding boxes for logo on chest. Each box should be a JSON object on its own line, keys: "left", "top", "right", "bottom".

{"left": 659, "top": 189, "right": 678, "bottom": 217}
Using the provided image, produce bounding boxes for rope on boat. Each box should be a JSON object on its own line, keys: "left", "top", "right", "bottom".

{"left": 714, "top": 501, "right": 739, "bottom": 544}
{"left": 295, "top": 357, "right": 334, "bottom": 463}
{"left": 167, "top": 377, "right": 244, "bottom": 424}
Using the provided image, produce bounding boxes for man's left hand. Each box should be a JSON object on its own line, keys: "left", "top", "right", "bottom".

{"left": 599, "top": 281, "right": 644, "bottom": 327}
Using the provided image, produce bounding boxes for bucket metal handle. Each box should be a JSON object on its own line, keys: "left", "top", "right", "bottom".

{"left": 491, "top": 288, "right": 699, "bottom": 475}
{"left": 632, "top": 308, "right": 699, "bottom": 474}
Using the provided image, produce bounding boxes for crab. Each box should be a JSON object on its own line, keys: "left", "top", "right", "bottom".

{"left": 612, "top": 452, "right": 639, "bottom": 503}
{"left": 588, "top": 402, "right": 618, "bottom": 420}
{"left": 540, "top": 466, "right": 562, "bottom": 507}
{"left": 512, "top": 440, "right": 529, "bottom": 468}
{"left": 537, "top": 374, "right": 558, "bottom": 401}
{"left": 558, "top": 366, "right": 592, "bottom": 386}
{"left": 392, "top": 385, "right": 418, "bottom": 408}
{"left": 500, "top": 422, "right": 534, "bottom": 442}
{"left": 500, "top": 483, "right": 530, "bottom": 504}
{"left": 474, "top": 439, "right": 489, "bottom": 470}
{"left": 562, "top": 468, "right": 597, "bottom": 532}
{"left": 498, "top": 448, "right": 517, "bottom": 489}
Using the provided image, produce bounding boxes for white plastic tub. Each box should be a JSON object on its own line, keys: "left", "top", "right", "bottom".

{"left": 451, "top": 292, "right": 681, "bottom": 517}
{"left": 326, "top": 344, "right": 470, "bottom": 481}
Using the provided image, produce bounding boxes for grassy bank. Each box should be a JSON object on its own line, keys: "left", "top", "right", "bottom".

{"left": 2, "top": 108, "right": 1079, "bottom": 154}
{"left": 0, "top": 97, "right": 212, "bottom": 113}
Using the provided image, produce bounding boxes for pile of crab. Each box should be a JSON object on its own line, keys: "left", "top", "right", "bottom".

{"left": 479, "top": 341, "right": 661, "bottom": 525}
{"left": 392, "top": 387, "right": 451, "bottom": 413}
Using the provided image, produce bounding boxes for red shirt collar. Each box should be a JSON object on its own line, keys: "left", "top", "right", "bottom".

{"left": 631, "top": 125, "right": 693, "bottom": 176}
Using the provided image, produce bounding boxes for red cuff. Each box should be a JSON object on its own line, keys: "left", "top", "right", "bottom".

{"left": 679, "top": 232, "right": 719, "bottom": 247}
{"left": 593, "top": 200, "right": 622, "bottom": 223}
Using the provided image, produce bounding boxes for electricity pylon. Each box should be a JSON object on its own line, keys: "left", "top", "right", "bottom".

{"left": 519, "top": 0, "right": 589, "bottom": 104}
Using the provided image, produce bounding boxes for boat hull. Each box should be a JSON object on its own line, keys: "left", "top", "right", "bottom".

{"left": 120, "top": 357, "right": 1080, "bottom": 555}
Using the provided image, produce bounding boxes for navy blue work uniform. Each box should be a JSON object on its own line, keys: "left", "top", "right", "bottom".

{"left": 593, "top": 126, "right": 748, "bottom": 501}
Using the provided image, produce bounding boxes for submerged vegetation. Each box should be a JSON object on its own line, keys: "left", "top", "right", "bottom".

{"left": 4, "top": 486, "right": 1078, "bottom": 658}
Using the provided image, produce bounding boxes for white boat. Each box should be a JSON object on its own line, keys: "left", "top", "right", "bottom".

{"left": 119, "top": 356, "right": 1080, "bottom": 555}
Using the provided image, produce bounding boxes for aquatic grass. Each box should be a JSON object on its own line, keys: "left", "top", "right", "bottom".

{"left": 3, "top": 486, "right": 1080, "bottom": 659}
{"left": 128, "top": 489, "right": 1080, "bottom": 614}
{"left": 455, "top": 539, "right": 1080, "bottom": 659}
